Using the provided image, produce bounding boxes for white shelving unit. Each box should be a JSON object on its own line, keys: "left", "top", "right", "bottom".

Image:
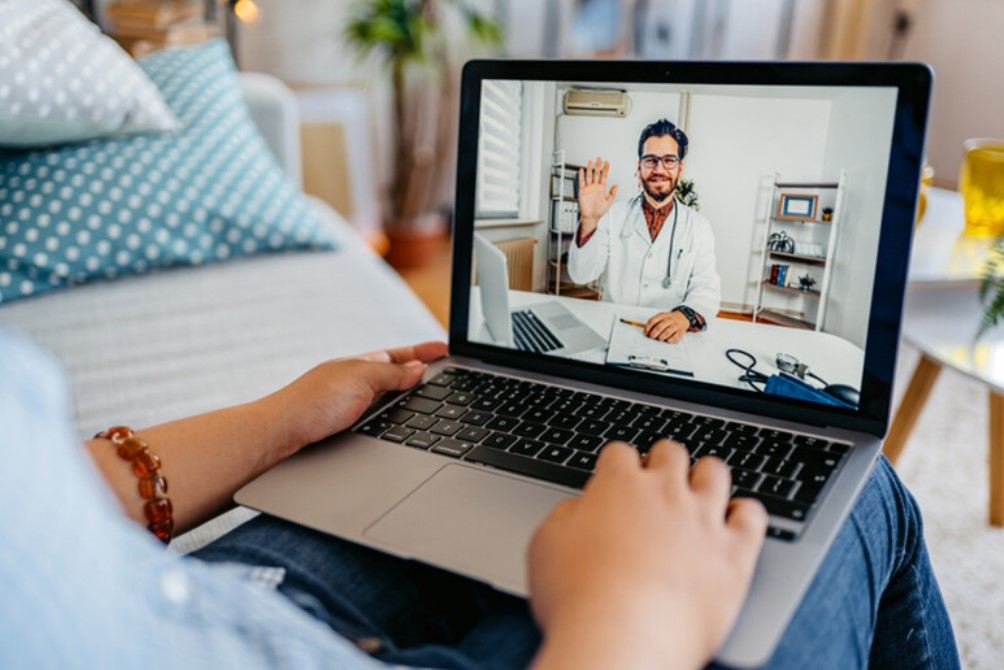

{"left": 547, "top": 150, "right": 599, "bottom": 298}
{"left": 752, "top": 171, "right": 846, "bottom": 331}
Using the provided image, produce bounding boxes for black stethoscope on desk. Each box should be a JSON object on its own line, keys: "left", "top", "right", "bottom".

{"left": 726, "top": 348, "right": 829, "bottom": 392}
{"left": 659, "top": 199, "right": 680, "bottom": 289}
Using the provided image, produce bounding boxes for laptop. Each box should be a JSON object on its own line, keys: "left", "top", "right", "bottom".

{"left": 473, "top": 232, "right": 606, "bottom": 355}
{"left": 237, "top": 60, "right": 931, "bottom": 667}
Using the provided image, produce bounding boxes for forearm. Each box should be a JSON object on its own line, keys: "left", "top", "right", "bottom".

{"left": 85, "top": 391, "right": 296, "bottom": 534}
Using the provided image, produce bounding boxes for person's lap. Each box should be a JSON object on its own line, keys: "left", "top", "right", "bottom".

{"left": 194, "top": 457, "right": 958, "bottom": 669}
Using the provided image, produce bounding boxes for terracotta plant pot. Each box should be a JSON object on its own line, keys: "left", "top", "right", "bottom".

{"left": 384, "top": 213, "right": 448, "bottom": 270}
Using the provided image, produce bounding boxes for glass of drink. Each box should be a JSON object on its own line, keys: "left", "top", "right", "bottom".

{"left": 960, "top": 138, "right": 1004, "bottom": 238}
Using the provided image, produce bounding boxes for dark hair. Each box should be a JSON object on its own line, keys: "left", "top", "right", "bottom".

{"left": 637, "top": 118, "right": 688, "bottom": 160}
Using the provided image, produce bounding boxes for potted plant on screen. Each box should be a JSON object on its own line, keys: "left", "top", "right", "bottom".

{"left": 344, "top": 0, "right": 503, "bottom": 268}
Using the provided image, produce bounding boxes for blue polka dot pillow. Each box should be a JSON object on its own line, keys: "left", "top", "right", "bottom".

{"left": 0, "top": 39, "right": 337, "bottom": 304}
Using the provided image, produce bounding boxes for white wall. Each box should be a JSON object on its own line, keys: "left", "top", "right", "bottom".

{"left": 817, "top": 88, "right": 898, "bottom": 347}
{"left": 555, "top": 87, "right": 832, "bottom": 309}
{"left": 901, "top": 0, "right": 1004, "bottom": 187}
{"left": 685, "top": 94, "right": 831, "bottom": 311}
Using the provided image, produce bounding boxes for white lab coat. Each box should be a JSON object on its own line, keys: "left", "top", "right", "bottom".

{"left": 568, "top": 195, "right": 721, "bottom": 320}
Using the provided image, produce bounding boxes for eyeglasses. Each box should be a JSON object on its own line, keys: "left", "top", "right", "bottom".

{"left": 640, "top": 154, "right": 681, "bottom": 171}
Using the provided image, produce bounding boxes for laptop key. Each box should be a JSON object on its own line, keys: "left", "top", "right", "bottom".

{"left": 486, "top": 416, "right": 519, "bottom": 432}
{"left": 465, "top": 446, "right": 590, "bottom": 489}
{"left": 577, "top": 419, "right": 609, "bottom": 436}
{"left": 634, "top": 431, "right": 662, "bottom": 451}
{"left": 790, "top": 446, "right": 840, "bottom": 471}
{"left": 631, "top": 414, "right": 667, "bottom": 433}
{"left": 513, "top": 421, "right": 547, "bottom": 439}
{"left": 730, "top": 467, "right": 762, "bottom": 489}
{"left": 431, "top": 421, "right": 463, "bottom": 437}
{"left": 758, "top": 428, "right": 794, "bottom": 442}
{"left": 415, "top": 384, "right": 452, "bottom": 401}
{"left": 766, "top": 526, "right": 797, "bottom": 542}
{"left": 510, "top": 439, "right": 545, "bottom": 457}
{"left": 735, "top": 489, "right": 809, "bottom": 521}
{"left": 723, "top": 433, "right": 760, "bottom": 450}
{"left": 405, "top": 414, "right": 439, "bottom": 431}
{"left": 427, "top": 373, "right": 456, "bottom": 387}
{"left": 456, "top": 426, "right": 490, "bottom": 443}
{"left": 382, "top": 426, "right": 415, "bottom": 443}
{"left": 695, "top": 444, "right": 734, "bottom": 461}
{"left": 726, "top": 421, "right": 759, "bottom": 435}
{"left": 405, "top": 432, "right": 440, "bottom": 449}
{"left": 498, "top": 402, "right": 530, "bottom": 418}
{"left": 540, "top": 427, "right": 574, "bottom": 445}
{"left": 483, "top": 432, "right": 518, "bottom": 449}
{"left": 755, "top": 440, "right": 793, "bottom": 459}
{"left": 459, "top": 410, "right": 492, "bottom": 426}
{"left": 760, "top": 475, "right": 797, "bottom": 498}
{"left": 432, "top": 439, "right": 475, "bottom": 458}
{"left": 358, "top": 420, "right": 393, "bottom": 437}
{"left": 538, "top": 445, "right": 574, "bottom": 465}
{"left": 378, "top": 408, "right": 416, "bottom": 424}
{"left": 827, "top": 442, "right": 850, "bottom": 455}
{"left": 762, "top": 457, "right": 799, "bottom": 478}
{"left": 793, "top": 435, "right": 830, "bottom": 450}
{"left": 435, "top": 405, "right": 467, "bottom": 420}
{"left": 692, "top": 428, "right": 727, "bottom": 446}
{"left": 547, "top": 413, "right": 581, "bottom": 430}
{"left": 446, "top": 391, "right": 476, "bottom": 406}
{"left": 567, "top": 451, "right": 598, "bottom": 471}
{"left": 732, "top": 451, "right": 767, "bottom": 471}
{"left": 568, "top": 433, "right": 605, "bottom": 453}
{"left": 604, "top": 425, "right": 639, "bottom": 443}
{"left": 794, "top": 481, "right": 825, "bottom": 505}
{"left": 402, "top": 397, "right": 443, "bottom": 414}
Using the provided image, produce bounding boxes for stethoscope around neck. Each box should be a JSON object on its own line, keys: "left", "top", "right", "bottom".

{"left": 661, "top": 200, "right": 680, "bottom": 289}
{"left": 631, "top": 194, "right": 681, "bottom": 289}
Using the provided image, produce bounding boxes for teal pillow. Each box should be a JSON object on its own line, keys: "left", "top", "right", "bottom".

{"left": 0, "top": 39, "right": 337, "bottom": 304}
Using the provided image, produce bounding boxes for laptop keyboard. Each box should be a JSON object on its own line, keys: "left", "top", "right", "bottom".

{"left": 355, "top": 367, "right": 850, "bottom": 541}
{"left": 512, "top": 310, "right": 563, "bottom": 353}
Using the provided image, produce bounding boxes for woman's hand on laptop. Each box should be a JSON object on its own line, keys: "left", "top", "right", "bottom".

{"left": 527, "top": 440, "right": 767, "bottom": 670}
{"left": 267, "top": 341, "right": 449, "bottom": 456}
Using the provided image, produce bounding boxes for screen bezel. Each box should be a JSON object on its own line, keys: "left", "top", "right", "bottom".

{"left": 450, "top": 59, "right": 932, "bottom": 438}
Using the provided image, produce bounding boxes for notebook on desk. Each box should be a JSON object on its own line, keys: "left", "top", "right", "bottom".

{"left": 236, "top": 59, "right": 932, "bottom": 667}
{"left": 605, "top": 316, "right": 694, "bottom": 377}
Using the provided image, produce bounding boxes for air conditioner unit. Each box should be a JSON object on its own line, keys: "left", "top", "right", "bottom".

{"left": 563, "top": 89, "right": 628, "bottom": 117}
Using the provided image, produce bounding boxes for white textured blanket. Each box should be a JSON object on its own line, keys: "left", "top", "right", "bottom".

{"left": 0, "top": 208, "right": 445, "bottom": 550}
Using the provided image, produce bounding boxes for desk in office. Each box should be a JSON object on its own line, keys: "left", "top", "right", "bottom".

{"left": 468, "top": 291, "right": 865, "bottom": 392}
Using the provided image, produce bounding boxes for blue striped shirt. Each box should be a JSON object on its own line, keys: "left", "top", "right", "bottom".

{"left": 0, "top": 331, "right": 397, "bottom": 669}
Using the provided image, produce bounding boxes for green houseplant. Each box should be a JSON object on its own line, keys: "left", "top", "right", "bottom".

{"left": 979, "top": 236, "right": 1004, "bottom": 337}
{"left": 344, "top": 0, "right": 502, "bottom": 267}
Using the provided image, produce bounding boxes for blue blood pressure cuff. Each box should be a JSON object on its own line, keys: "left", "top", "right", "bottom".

{"left": 764, "top": 373, "right": 855, "bottom": 409}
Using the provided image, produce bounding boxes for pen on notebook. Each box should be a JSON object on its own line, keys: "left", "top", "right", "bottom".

{"left": 619, "top": 318, "right": 647, "bottom": 328}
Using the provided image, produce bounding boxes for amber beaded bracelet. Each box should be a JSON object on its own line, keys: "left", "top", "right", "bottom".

{"left": 95, "top": 426, "right": 173, "bottom": 543}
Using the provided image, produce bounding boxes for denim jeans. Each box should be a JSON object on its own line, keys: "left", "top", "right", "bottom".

{"left": 194, "top": 458, "right": 960, "bottom": 669}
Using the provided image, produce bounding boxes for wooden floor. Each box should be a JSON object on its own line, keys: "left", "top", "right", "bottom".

{"left": 394, "top": 235, "right": 453, "bottom": 329}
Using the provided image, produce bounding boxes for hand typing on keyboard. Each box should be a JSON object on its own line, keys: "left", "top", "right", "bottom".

{"left": 528, "top": 440, "right": 767, "bottom": 670}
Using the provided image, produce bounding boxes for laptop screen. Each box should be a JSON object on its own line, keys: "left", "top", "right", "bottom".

{"left": 451, "top": 61, "right": 931, "bottom": 436}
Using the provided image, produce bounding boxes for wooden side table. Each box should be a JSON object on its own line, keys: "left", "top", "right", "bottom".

{"left": 885, "top": 188, "right": 1003, "bottom": 526}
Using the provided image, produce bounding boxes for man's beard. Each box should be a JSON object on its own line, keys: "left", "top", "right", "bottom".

{"left": 642, "top": 175, "right": 676, "bottom": 204}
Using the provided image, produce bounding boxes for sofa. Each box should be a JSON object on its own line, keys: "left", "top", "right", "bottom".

{"left": 0, "top": 71, "right": 446, "bottom": 552}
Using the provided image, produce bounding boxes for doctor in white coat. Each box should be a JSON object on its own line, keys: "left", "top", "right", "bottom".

{"left": 568, "top": 119, "right": 721, "bottom": 344}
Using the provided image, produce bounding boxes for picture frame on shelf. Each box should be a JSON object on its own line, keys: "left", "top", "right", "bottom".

{"left": 777, "top": 193, "right": 819, "bottom": 220}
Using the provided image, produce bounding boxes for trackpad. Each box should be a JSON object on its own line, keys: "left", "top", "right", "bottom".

{"left": 363, "top": 463, "right": 573, "bottom": 593}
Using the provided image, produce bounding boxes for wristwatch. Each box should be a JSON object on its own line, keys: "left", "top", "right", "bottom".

{"left": 673, "top": 305, "right": 702, "bottom": 331}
